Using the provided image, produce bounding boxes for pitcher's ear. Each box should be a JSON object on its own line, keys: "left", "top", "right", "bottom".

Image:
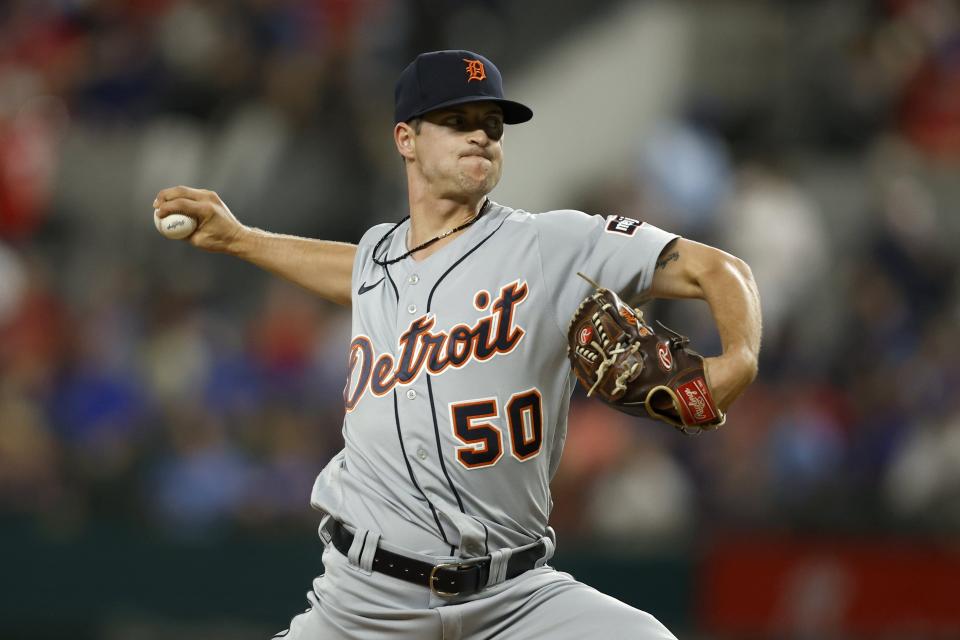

{"left": 395, "top": 120, "right": 418, "bottom": 159}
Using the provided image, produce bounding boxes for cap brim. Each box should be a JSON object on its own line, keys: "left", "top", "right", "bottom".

{"left": 409, "top": 95, "right": 533, "bottom": 124}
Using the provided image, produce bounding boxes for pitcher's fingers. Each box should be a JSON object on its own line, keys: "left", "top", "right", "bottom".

{"left": 154, "top": 185, "right": 206, "bottom": 207}
{"left": 156, "top": 197, "right": 205, "bottom": 219}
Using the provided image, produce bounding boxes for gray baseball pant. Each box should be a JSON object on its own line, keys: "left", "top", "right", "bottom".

{"left": 273, "top": 525, "right": 677, "bottom": 639}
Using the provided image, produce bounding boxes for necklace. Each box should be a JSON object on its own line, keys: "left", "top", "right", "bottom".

{"left": 372, "top": 200, "right": 489, "bottom": 267}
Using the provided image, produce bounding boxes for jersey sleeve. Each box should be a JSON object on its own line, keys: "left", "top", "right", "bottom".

{"left": 532, "top": 210, "right": 678, "bottom": 333}
{"left": 352, "top": 222, "right": 397, "bottom": 287}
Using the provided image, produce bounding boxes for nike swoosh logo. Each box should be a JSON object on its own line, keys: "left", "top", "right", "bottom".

{"left": 358, "top": 277, "right": 385, "bottom": 295}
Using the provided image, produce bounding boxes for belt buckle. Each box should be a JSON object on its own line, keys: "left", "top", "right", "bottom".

{"left": 429, "top": 562, "right": 466, "bottom": 597}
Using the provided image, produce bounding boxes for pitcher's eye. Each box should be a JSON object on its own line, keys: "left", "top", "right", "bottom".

{"left": 485, "top": 119, "right": 504, "bottom": 140}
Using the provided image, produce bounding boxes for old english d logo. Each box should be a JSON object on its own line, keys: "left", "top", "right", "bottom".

{"left": 463, "top": 58, "right": 486, "bottom": 82}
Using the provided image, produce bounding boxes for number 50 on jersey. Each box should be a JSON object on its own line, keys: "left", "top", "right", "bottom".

{"left": 450, "top": 389, "right": 544, "bottom": 469}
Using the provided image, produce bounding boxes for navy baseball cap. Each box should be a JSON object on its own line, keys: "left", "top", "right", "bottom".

{"left": 394, "top": 50, "right": 533, "bottom": 125}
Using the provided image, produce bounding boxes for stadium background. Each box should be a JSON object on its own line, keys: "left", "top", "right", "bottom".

{"left": 2, "top": 0, "right": 960, "bottom": 638}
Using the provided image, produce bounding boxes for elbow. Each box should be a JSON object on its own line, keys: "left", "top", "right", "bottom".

{"left": 699, "top": 250, "right": 756, "bottom": 291}
{"left": 725, "top": 253, "right": 754, "bottom": 283}
{"left": 725, "top": 253, "right": 760, "bottom": 301}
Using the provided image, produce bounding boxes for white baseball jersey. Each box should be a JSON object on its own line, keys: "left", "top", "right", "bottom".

{"left": 310, "top": 201, "right": 677, "bottom": 558}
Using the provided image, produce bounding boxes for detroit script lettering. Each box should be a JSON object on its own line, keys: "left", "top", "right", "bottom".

{"left": 344, "top": 281, "right": 528, "bottom": 410}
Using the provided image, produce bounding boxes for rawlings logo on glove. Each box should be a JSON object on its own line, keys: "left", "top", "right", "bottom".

{"left": 566, "top": 273, "right": 725, "bottom": 434}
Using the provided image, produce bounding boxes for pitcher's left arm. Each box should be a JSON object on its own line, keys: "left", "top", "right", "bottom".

{"left": 646, "top": 238, "right": 762, "bottom": 411}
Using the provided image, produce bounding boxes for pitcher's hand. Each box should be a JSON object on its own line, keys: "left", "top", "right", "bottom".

{"left": 154, "top": 186, "right": 247, "bottom": 254}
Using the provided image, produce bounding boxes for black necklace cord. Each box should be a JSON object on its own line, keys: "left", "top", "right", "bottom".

{"left": 371, "top": 215, "right": 410, "bottom": 267}
{"left": 372, "top": 200, "right": 489, "bottom": 268}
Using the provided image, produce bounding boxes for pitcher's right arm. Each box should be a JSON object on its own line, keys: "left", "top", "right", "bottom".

{"left": 154, "top": 186, "right": 356, "bottom": 307}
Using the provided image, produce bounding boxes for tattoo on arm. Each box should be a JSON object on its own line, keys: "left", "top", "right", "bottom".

{"left": 656, "top": 251, "right": 679, "bottom": 271}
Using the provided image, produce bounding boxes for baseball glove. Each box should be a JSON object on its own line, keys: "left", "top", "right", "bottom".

{"left": 566, "top": 273, "right": 725, "bottom": 434}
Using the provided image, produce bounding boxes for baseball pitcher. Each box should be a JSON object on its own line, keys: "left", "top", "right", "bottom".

{"left": 154, "top": 50, "right": 761, "bottom": 639}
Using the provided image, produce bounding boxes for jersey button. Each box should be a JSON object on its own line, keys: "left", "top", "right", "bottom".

{"left": 406, "top": 389, "right": 417, "bottom": 400}
{"left": 407, "top": 304, "right": 417, "bottom": 314}
{"left": 416, "top": 447, "right": 428, "bottom": 460}
{"left": 408, "top": 274, "right": 419, "bottom": 285}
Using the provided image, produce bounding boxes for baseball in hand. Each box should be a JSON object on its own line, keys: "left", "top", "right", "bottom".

{"left": 154, "top": 209, "right": 197, "bottom": 240}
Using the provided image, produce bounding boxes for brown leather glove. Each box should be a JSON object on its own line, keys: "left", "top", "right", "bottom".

{"left": 566, "top": 273, "right": 725, "bottom": 434}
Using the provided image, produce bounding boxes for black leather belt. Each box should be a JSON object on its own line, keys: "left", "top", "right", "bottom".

{"left": 329, "top": 519, "right": 546, "bottom": 597}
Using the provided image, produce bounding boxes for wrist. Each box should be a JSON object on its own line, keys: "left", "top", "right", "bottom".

{"left": 722, "top": 345, "right": 759, "bottom": 385}
{"left": 228, "top": 225, "right": 259, "bottom": 258}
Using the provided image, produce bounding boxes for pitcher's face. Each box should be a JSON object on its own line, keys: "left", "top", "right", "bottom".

{"left": 408, "top": 102, "right": 505, "bottom": 199}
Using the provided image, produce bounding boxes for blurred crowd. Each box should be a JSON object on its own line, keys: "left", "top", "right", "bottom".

{"left": 2, "top": 0, "right": 960, "bottom": 548}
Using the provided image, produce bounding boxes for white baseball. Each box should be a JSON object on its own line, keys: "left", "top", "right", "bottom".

{"left": 154, "top": 210, "right": 197, "bottom": 240}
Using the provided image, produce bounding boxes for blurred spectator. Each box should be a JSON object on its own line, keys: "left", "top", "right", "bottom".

{"left": 766, "top": 384, "right": 848, "bottom": 513}
{"left": 637, "top": 120, "right": 733, "bottom": 236}
{"left": 148, "top": 408, "right": 253, "bottom": 537}
{"left": 693, "top": 383, "right": 779, "bottom": 527}
{"left": 240, "top": 406, "right": 331, "bottom": 529}
{"left": 0, "top": 242, "right": 29, "bottom": 338}
{"left": 883, "top": 313, "right": 960, "bottom": 527}
{"left": 0, "top": 375, "right": 65, "bottom": 517}
{"left": 884, "top": 405, "right": 960, "bottom": 528}
{"left": 720, "top": 163, "right": 829, "bottom": 354}
{"left": 549, "top": 398, "right": 636, "bottom": 539}
{"left": 586, "top": 432, "right": 695, "bottom": 545}
{"left": 893, "top": 0, "right": 960, "bottom": 159}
